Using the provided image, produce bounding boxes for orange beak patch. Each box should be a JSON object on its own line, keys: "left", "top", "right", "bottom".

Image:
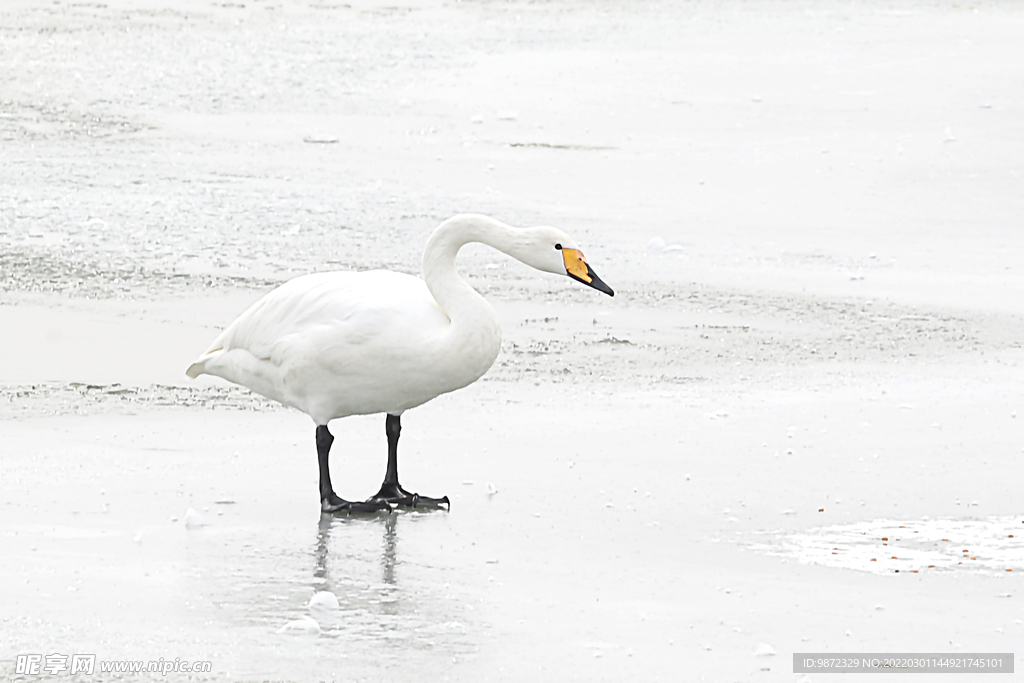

{"left": 561, "top": 248, "right": 591, "bottom": 283}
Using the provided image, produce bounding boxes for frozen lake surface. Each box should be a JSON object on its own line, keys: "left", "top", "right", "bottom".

{"left": 2, "top": 0, "right": 1023, "bottom": 680}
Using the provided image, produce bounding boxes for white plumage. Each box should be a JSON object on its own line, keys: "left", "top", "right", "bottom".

{"left": 187, "top": 270, "right": 490, "bottom": 425}
{"left": 186, "top": 214, "right": 612, "bottom": 512}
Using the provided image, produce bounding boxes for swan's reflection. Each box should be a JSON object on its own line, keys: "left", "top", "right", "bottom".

{"left": 310, "top": 511, "right": 432, "bottom": 634}
{"left": 314, "top": 512, "right": 399, "bottom": 592}
{"left": 306, "top": 511, "right": 476, "bottom": 667}
{"left": 308, "top": 509, "right": 480, "bottom": 664}
{"left": 380, "top": 512, "right": 398, "bottom": 587}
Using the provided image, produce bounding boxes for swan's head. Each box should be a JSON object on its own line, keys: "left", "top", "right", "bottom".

{"left": 518, "top": 226, "right": 615, "bottom": 297}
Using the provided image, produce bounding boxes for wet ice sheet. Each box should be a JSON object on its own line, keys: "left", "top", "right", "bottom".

{"left": 751, "top": 517, "right": 1024, "bottom": 576}
{"left": 4, "top": 378, "right": 1024, "bottom": 681}
{"left": 0, "top": 404, "right": 695, "bottom": 681}
{"left": 0, "top": 509, "right": 487, "bottom": 681}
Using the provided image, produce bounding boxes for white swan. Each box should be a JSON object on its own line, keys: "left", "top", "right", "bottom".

{"left": 186, "top": 214, "right": 613, "bottom": 512}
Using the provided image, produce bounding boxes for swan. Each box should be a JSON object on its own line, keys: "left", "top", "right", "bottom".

{"left": 186, "top": 214, "right": 614, "bottom": 513}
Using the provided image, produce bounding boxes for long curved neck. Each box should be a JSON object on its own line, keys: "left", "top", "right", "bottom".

{"left": 422, "top": 214, "right": 522, "bottom": 328}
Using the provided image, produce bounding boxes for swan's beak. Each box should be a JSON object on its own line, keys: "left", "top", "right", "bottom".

{"left": 563, "top": 248, "right": 614, "bottom": 297}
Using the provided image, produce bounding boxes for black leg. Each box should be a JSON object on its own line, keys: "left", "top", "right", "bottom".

{"left": 369, "top": 414, "right": 450, "bottom": 509}
{"left": 384, "top": 413, "right": 401, "bottom": 485}
{"left": 316, "top": 425, "right": 335, "bottom": 502}
{"left": 317, "top": 424, "right": 392, "bottom": 514}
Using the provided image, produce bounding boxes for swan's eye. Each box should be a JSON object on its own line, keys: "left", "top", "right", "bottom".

{"left": 555, "top": 243, "right": 562, "bottom": 250}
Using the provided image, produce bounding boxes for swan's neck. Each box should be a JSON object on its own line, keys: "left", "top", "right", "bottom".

{"left": 422, "top": 214, "right": 524, "bottom": 331}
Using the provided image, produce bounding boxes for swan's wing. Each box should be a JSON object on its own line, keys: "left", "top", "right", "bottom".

{"left": 188, "top": 270, "right": 443, "bottom": 376}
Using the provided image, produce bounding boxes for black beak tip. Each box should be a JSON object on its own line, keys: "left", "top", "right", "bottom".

{"left": 582, "top": 265, "right": 614, "bottom": 297}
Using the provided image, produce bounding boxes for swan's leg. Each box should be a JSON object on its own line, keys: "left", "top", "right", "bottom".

{"left": 318, "top": 425, "right": 392, "bottom": 514}
{"left": 368, "top": 414, "right": 450, "bottom": 509}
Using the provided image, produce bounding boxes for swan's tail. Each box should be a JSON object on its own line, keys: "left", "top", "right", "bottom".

{"left": 185, "top": 348, "right": 223, "bottom": 379}
{"left": 184, "top": 347, "right": 287, "bottom": 410}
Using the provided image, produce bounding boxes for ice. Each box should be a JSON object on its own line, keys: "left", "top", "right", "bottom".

{"left": 645, "top": 237, "right": 666, "bottom": 252}
{"left": 308, "top": 591, "right": 340, "bottom": 610}
{"left": 184, "top": 508, "right": 206, "bottom": 528}
{"left": 277, "top": 616, "right": 321, "bottom": 635}
{"left": 753, "top": 642, "right": 776, "bottom": 657}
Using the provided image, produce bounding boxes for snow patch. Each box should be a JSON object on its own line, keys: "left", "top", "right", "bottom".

{"left": 750, "top": 517, "right": 1024, "bottom": 575}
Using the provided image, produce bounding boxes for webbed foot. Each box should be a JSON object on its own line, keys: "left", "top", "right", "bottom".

{"left": 322, "top": 491, "right": 393, "bottom": 514}
{"left": 368, "top": 482, "right": 450, "bottom": 510}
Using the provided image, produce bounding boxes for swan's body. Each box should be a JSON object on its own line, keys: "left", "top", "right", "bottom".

{"left": 186, "top": 270, "right": 498, "bottom": 425}
{"left": 187, "top": 214, "right": 613, "bottom": 512}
